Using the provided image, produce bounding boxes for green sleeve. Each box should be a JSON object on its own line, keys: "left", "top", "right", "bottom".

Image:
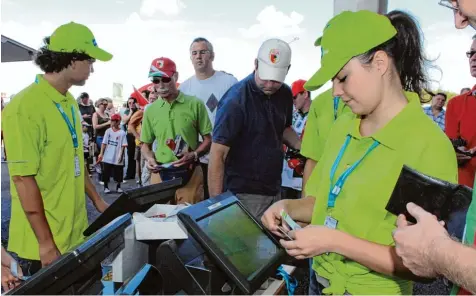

{"left": 3, "top": 104, "right": 42, "bottom": 176}
{"left": 197, "top": 101, "right": 213, "bottom": 135}
{"left": 140, "top": 108, "right": 155, "bottom": 144}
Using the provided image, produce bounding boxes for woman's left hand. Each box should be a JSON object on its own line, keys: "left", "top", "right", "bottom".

{"left": 280, "top": 225, "right": 337, "bottom": 260}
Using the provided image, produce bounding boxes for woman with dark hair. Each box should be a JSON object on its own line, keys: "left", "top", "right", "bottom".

{"left": 122, "top": 97, "right": 139, "bottom": 180}
{"left": 261, "top": 10, "right": 458, "bottom": 295}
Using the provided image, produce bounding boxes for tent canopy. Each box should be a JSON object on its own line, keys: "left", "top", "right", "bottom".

{"left": 1, "top": 35, "right": 37, "bottom": 63}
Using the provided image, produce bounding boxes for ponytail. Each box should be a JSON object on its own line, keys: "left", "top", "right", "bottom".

{"left": 358, "top": 10, "right": 432, "bottom": 102}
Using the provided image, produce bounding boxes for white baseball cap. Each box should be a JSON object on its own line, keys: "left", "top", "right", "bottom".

{"left": 257, "top": 38, "right": 292, "bottom": 83}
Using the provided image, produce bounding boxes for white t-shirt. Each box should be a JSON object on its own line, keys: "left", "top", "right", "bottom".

{"left": 179, "top": 70, "right": 238, "bottom": 163}
{"left": 102, "top": 128, "right": 128, "bottom": 165}
{"left": 281, "top": 111, "right": 308, "bottom": 191}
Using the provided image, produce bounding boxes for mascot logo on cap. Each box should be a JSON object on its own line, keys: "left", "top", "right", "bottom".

{"left": 269, "top": 49, "right": 280, "bottom": 64}
{"left": 157, "top": 60, "right": 164, "bottom": 68}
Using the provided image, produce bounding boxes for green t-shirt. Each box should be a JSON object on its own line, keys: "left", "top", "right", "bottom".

{"left": 140, "top": 92, "right": 212, "bottom": 163}
{"left": 3, "top": 74, "right": 88, "bottom": 260}
{"left": 306, "top": 92, "right": 458, "bottom": 295}
{"left": 301, "top": 89, "right": 351, "bottom": 162}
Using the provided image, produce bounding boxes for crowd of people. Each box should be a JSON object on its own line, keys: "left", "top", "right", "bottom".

{"left": 1, "top": 0, "right": 476, "bottom": 294}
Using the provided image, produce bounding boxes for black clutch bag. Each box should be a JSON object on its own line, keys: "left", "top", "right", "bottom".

{"left": 386, "top": 165, "right": 472, "bottom": 224}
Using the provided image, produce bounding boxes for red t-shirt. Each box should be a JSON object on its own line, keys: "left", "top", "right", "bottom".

{"left": 445, "top": 85, "right": 476, "bottom": 188}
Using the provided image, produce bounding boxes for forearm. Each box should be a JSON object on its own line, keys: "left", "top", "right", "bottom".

{"left": 302, "top": 158, "right": 317, "bottom": 198}
{"left": 332, "top": 231, "right": 418, "bottom": 280}
{"left": 122, "top": 113, "right": 132, "bottom": 124}
{"left": 283, "top": 127, "right": 301, "bottom": 150}
{"left": 100, "top": 144, "right": 106, "bottom": 155}
{"left": 98, "top": 122, "right": 110, "bottom": 129}
{"left": 208, "top": 153, "right": 225, "bottom": 197}
{"left": 84, "top": 165, "right": 102, "bottom": 204}
{"left": 1, "top": 247, "right": 13, "bottom": 266}
{"left": 285, "top": 196, "right": 315, "bottom": 224}
{"left": 12, "top": 176, "right": 55, "bottom": 246}
{"left": 141, "top": 143, "right": 155, "bottom": 162}
{"left": 431, "top": 237, "right": 476, "bottom": 293}
{"left": 194, "top": 136, "right": 211, "bottom": 157}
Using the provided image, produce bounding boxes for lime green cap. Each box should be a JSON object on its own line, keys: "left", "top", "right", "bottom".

{"left": 305, "top": 10, "right": 397, "bottom": 91}
{"left": 48, "top": 22, "right": 112, "bottom": 62}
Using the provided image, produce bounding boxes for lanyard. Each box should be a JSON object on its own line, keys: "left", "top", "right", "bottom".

{"left": 328, "top": 135, "right": 379, "bottom": 208}
{"left": 54, "top": 103, "right": 78, "bottom": 149}
{"left": 276, "top": 265, "right": 297, "bottom": 296}
{"left": 333, "top": 97, "right": 339, "bottom": 120}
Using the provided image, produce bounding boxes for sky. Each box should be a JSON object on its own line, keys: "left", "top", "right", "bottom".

{"left": 1, "top": 0, "right": 475, "bottom": 102}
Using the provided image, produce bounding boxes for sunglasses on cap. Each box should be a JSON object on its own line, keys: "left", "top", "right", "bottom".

{"left": 466, "top": 50, "right": 476, "bottom": 58}
{"left": 150, "top": 76, "right": 172, "bottom": 84}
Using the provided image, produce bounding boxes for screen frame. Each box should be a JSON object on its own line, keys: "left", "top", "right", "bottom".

{"left": 177, "top": 192, "right": 286, "bottom": 294}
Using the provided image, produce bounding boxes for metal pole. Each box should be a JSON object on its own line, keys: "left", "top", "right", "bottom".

{"left": 334, "top": 0, "right": 388, "bottom": 16}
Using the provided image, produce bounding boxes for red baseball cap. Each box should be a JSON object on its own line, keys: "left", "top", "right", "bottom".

{"left": 148, "top": 57, "right": 176, "bottom": 78}
{"left": 111, "top": 113, "right": 121, "bottom": 121}
{"left": 291, "top": 79, "right": 307, "bottom": 97}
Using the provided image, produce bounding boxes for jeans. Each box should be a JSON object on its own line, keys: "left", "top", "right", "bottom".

{"left": 308, "top": 260, "right": 324, "bottom": 295}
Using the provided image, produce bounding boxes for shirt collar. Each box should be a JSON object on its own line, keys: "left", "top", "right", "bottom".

{"left": 35, "top": 74, "right": 72, "bottom": 104}
{"left": 159, "top": 91, "right": 185, "bottom": 106}
{"left": 349, "top": 92, "right": 421, "bottom": 150}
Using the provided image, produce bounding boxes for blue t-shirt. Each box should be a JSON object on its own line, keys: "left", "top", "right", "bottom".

{"left": 213, "top": 73, "right": 293, "bottom": 195}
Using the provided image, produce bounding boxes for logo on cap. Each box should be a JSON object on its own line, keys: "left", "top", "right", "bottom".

{"left": 158, "top": 60, "right": 165, "bottom": 68}
{"left": 92, "top": 39, "right": 97, "bottom": 47}
{"left": 269, "top": 49, "right": 280, "bottom": 64}
{"left": 321, "top": 47, "right": 329, "bottom": 58}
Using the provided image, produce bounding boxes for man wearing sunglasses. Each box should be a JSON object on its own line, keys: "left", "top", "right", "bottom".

{"left": 392, "top": 3, "right": 476, "bottom": 294}
{"left": 140, "top": 57, "right": 212, "bottom": 204}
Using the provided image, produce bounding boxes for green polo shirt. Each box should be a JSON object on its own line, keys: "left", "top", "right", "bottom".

{"left": 301, "top": 89, "right": 351, "bottom": 162}
{"left": 3, "top": 74, "right": 88, "bottom": 260}
{"left": 306, "top": 92, "right": 458, "bottom": 295}
{"left": 140, "top": 92, "right": 212, "bottom": 163}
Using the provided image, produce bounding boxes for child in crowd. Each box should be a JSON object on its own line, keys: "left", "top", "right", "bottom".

{"left": 82, "top": 123, "right": 91, "bottom": 174}
{"left": 98, "top": 114, "right": 128, "bottom": 193}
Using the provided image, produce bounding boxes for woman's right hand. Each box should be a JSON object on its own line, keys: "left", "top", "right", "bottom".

{"left": 261, "top": 200, "right": 288, "bottom": 237}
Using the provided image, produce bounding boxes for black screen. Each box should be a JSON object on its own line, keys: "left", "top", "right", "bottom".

{"left": 196, "top": 203, "right": 278, "bottom": 279}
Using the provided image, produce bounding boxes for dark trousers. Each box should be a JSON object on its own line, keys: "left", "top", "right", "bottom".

{"left": 200, "top": 163, "right": 210, "bottom": 199}
{"left": 103, "top": 163, "right": 124, "bottom": 188}
{"left": 125, "top": 133, "right": 136, "bottom": 179}
{"left": 18, "top": 258, "right": 42, "bottom": 277}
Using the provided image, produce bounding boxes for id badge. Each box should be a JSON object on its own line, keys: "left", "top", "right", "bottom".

{"left": 324, "top": 216, "right": 338, "bottom": 229}
{"left": 74, "top": 154, "right": 81, "bottom": 177}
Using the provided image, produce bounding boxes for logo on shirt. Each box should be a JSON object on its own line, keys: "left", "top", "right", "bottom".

{"left": 269, "top": 49, "right": 280, "bottom": 64}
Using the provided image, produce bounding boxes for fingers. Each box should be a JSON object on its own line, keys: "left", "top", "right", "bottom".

{"left": 288, "top": 230, "right": 297, "bottom": 240}
{"left": 406, "top": 202, "right": 430, "bottom": 223}
{"left": 280, "top": 239, "right": 298, "bottom": 250}
{"left": 396, "top": 214, "right": 409, "bottom": 228}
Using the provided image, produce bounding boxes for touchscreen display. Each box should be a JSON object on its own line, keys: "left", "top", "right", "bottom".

{"left": 197, "top": 203, "right": 278, "bottom": 279}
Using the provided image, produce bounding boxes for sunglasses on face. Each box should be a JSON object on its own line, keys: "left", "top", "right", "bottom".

{"left": 151, "top": 76, "right": 172, "bottom": 84}
{"left": 466, "top": 50, "right": 476, "bottom": 58}
{"left": 191, "top": 50, "right": 211, "bottom": 56}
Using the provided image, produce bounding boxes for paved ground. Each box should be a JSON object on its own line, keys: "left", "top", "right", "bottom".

{"left": 0, "top": 149, "right": 450, "bottom": 295}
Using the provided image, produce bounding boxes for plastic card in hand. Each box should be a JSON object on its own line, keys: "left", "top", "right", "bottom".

{"left": 280, "top": 210, "right": 301, "bottom": 230}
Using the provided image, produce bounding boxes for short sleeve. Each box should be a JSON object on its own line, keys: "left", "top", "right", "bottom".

{"left": 140, "top": 108, "right": 155, "bottom": 144}
{"left": 212, "top": 96, "right": 244, "bottom": 147}
{"left": 2, "top": 106, "right": 41, "bottom": 176}
{"left": 301, "top": 98, "right": 321, "bottom": 161}
{"left": 197, "top": 101, "right": 213, "bottom": 135}
{"left": 102, "top": 129, "right": 110, "bottom": 145}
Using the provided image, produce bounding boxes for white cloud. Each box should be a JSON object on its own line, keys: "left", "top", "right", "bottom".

{"left": 239, "top": 5, "right": 304, "bottom": 39}
{"left": 139, "top": 0, "right": 186, "bottom": 17}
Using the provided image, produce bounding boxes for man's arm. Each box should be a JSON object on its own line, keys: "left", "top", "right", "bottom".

{"left": 208, "top": 143, "right": 230, "bottom": 197}
{"left": 12, "top": 176, "right": 60, "bottom": 266}
{"left": 195, "top": 134, "right": 212, "bottom": 157}
{"left": 84, "top": 166, "right": 108, "bottom": 213}
{"left": 432, "top": 237, "right": 476, "bottom": 294}
{"left": 283, "top": 127, "right": 301, "bottom": 150}
{"left": 444, "top": 97, "right": 459, "bottom": 140}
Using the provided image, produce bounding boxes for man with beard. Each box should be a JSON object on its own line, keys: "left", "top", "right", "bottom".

{"left": 208, "top": 39, "right": 301, "bottom": 218}
{"left": 2, "top": 22, "right": 110, "bottom": 276}
{"left": 141, "top": 57, "right": 212, "bottom": 204}
{"left": 423, "top": 92, "right": 447, "bottom": 131}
